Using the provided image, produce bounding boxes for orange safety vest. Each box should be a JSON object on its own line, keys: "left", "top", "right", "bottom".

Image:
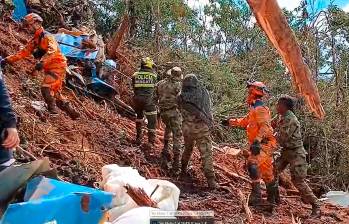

{"left": 230, "top": 100, "right": 276, "bottom": 149}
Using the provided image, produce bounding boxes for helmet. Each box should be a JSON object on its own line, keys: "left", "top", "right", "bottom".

{"left": 23, "top": 13, "right": 43, "bottom": 26}
{"left": 170, "top": 66, "right": 182, "bottom": 80}
{"left": 247, "top": 81, "right": 269, "bottom": 96}
{"left": 141, "top": 57, "right": 154, "bottom": 69}
{"left": 103, "top": 59, "right": 117, "bottom": 72}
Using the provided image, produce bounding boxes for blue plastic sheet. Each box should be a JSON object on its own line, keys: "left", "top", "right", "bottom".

{"left": 0, "top": 176, "right": 113, "bottom": 224}
{"left": 88, "top": 64, "right": 117, "bottom": 97}
{"left": 12, "top": 0, "right": 27, "bottom": 21}
{"left": 54, "top": 34, "right": 98, "bottom": 60}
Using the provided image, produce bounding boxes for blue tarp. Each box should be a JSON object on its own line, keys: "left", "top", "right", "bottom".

{"left": 0, "top": 176, "right": 113, "bottom": 224}
{"left": 88, "top": 64, "right": 117, "bottom": 97}
{"left": 12, "top": 0, "right": 27, "bottom": 21}
{"left": 54, "top": 34, "right": 98, "bottom": 60}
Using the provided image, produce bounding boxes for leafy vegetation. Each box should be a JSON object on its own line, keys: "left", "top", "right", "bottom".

{"left": 92, "top": 0, "right": 349, "bottom": 189}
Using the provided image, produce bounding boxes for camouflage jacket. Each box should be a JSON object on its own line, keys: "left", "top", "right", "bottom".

{"left": 181, "top": 109, "right": 210, "bottom": 134}
{"left": 273, "top": 110, "right": 303, "bottom": 150}
{"left": 155, "top": 78, "right": 181, "bottom": 112}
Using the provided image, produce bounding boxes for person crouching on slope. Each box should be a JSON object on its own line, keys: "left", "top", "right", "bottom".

{"left": 221, "top": 81, "right": 278, "bottom": 208}
{"left": 1, "top": 13, "right": 79, "bottom": 119}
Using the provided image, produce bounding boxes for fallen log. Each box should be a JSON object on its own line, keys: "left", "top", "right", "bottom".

{"left": 214, "top": 163, "right": 251, "bottom": 184}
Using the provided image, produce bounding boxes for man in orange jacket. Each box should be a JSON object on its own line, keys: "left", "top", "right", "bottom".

{"left": 222, "top": 81, "right": 278, "bottom": 207}
{"left": 1, "top": 13, "right": 79, "bottom": 119}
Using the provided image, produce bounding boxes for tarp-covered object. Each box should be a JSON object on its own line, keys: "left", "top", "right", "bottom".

{"left": 247, "top": 0, "right": 325, "bottom": 119}
{"left": 55, "top": 34, "right": 98, "bottom": 60}
{"left": 12, "top": 0, "right": 28, "bottom": 21}
{"left": 1, "top": 176, "right": 113, "bottom": 224}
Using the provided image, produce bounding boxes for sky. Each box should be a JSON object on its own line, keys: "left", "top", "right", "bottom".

{"left": 188, "top": 0, "right": 349, "bottom": 12}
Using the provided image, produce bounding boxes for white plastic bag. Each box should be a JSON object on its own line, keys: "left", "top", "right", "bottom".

{"left": 148, "top": 179, "right": 180, "bottom": 211}
{"left": 112, "top": 207, "right": 160, "bottom": 224}
{"left": 101, "top": 164, "right": 180, "bottom": 222}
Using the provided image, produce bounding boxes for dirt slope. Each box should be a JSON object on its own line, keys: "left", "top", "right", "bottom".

{"left": 0, "top": 21, "right": 348, "bottom": 224}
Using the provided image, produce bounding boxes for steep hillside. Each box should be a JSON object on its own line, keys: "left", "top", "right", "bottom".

{"left": 1, "top": 21, "right": 349, "bottom": 224}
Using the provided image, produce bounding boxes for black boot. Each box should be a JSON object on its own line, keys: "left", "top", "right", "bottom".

{"left": 266, "top": 180, "right": 279, "bottom": 213}
{"left": 266, "top": 180, "right": 279, "bottom": 205}
{"left": 41, "top": 87, "right": 59, "bottom": 114}
{"left": 249, "top": 182, "right": 262, "bottom": 206}
{"left": 311, "top": 201, "right": 321, "bottom": 218}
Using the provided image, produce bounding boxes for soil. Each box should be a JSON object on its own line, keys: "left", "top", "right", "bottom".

{"left": 1, "top": 20, "right": 349, "bottom": 223}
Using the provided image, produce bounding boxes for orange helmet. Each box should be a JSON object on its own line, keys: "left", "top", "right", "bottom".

{"left": 23, "top": 13, "right": 43, "bottom": 26}
{"left": 247, "top": 81, "right": 269, "bottom": 96}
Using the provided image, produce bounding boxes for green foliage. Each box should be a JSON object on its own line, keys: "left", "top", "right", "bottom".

{"left": 90, "top": 0, "right": 349, "bottom": 189}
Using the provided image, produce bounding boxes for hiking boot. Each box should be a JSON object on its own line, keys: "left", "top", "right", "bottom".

{"left": 249, "top": 182, "right": 262, "bottom": 206}
{"left": 266, "top": 180, "right": 279, "bottom": 205}
{"left": 41, "top": 87, "right": 59, "bottom": 114}
{"left": 56, "top": 100, "right": 80, "bottom": 120}
{"left": 311, "top": 202, "right": 321, "bottom": 218}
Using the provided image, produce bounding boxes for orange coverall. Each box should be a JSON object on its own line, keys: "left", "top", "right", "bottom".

{"left": 229, "top": 100, "right": 277, "bottom": 184}
{"left": 6, "top": 27, "right": 67, "bottom": 98}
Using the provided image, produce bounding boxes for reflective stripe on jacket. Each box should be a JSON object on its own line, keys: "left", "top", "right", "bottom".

{"left": 133, "top": 71, "right": 157, "bottom": 88}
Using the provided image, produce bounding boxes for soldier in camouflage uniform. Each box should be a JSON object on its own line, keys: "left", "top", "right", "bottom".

{"left": 177, "top": 74, "right": 218, "bottom": 189}
{"left": 155, "top": 67, "right": 183, "bottom": 173}
{"left": 272, "top": 95, "right": 320, "bottom": 217}
{"left": 132, "top": 57, "right": 158, "bottom": 146}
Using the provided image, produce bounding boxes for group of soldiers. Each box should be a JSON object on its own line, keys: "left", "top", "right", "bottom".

{"left": 132, "top": 58, "right": 321, "bottom": 217}
{"left": 0, "top": 11, "right": 321, "bottom": 218}
{"left": 132, "top": 58, "right": 217, "bottom": 189}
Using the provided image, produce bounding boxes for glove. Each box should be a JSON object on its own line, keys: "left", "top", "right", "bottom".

{"left": 241, "top": 149, "right": 250, "bottom": 158}
{"left": 35, "top": 62, "right": 43, "bottom": 71}
{"left": 221, "top": 119, "right": 230, "bottom": 126}
{"left": 0, "top": 58, "right": 7, "bottom": 68}
{"left": 250, "top": 140, "right": 261, "bottom": 155}
{"left": 32, "top": 49, "right": 46, "bottom": 59}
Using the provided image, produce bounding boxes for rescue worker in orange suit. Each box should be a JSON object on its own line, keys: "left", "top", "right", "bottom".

{"left": 221, "top": 81, "right": 278, "bottom": 207}
{"left": 132, "top": 57, "right": 157, "bottom": 146}
{"left": 1, "top": 13, "right": 79, "bottom": 119}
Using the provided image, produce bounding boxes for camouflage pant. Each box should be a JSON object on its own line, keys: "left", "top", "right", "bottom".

{"left": 160, "top": 109, "right": 182, "bottom": 154}
{"left": 181, "top": 121, "right": 215, "bottom": 179}
{"left": 275, "top": 147, "right": 319, "bottom": 205}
